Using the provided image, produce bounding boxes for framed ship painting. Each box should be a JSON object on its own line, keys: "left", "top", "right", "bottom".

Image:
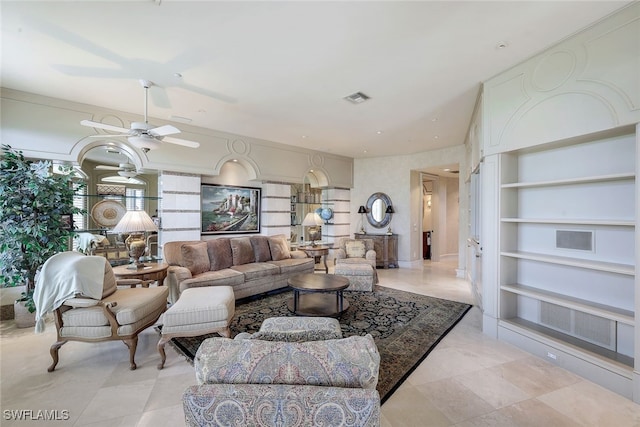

{"left": 201, "top": 184, "right": 261, "bottom": 235}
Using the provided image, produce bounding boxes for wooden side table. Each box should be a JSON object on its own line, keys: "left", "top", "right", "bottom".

{"left": 297, "top": 245, "right": 331, "bottom": 273}
{"left": 112, "top": 263, "right": 169, "bottom": 288}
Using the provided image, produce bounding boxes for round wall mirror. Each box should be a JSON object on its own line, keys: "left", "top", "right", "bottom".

{"left": 366, "top": 192, "right": 392, "bottom": 228}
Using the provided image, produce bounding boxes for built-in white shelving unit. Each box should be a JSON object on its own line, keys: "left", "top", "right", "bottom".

{"left": 496, "top": 127, "right": 637, "bottom": 397}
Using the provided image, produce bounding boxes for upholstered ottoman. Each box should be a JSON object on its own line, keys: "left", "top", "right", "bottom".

{"left": 235, "top": 316, "right": 343, "bottom": 341}
{"left": 335, "top": 263, "right": 375, "bottom": 291}
{"left": 157, "top": 286, "right": 235, "bottom": 369}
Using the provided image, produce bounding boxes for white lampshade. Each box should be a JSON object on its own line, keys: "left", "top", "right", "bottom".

{"left": 302, "top": 212, "right": 323, "bottom": 226}
{"left": 112, "top": 210, "right": 158, "bottom": 233}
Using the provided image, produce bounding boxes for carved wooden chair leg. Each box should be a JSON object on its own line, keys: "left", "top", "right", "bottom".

{"left": 122, "top": 337, "right": 138, "bottom": 370}
{"left": 48, "top": 340, "right": 68, "bottom": 372}
{"left": 157, "top": 336, "right": 169, "bottom": 370}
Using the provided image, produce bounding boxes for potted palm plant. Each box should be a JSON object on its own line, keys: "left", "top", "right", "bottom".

{"left": 0, "top": 145, "right": 85, "bottom": 327}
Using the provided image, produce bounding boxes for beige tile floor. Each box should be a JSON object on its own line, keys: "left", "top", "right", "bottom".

{"left": 1, "top": 259, "right": 639, "bottom": 426}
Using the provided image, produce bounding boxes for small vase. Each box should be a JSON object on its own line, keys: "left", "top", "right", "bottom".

{"left": 14, "top": 300, "right": 36, "bottom": 329}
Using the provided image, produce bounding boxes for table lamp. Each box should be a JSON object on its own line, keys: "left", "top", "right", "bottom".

{"left": 112, "top": 210, "right": 158, "bottom": 269}
{"left": 385, "top": 205, "right": 395, "bottom": 234}
{"left": 358, "top": 205, "right": 367, "bottom": 234}
{"left": 302, "top": 212, "right": 323, "bottom": 246}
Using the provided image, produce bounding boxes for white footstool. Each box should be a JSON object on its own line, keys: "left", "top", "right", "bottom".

{"left": 158, "top": 286, "right": 235, "bottom": 369}
{"left": 335, "top": 263, "right": 375, "bottom": 291}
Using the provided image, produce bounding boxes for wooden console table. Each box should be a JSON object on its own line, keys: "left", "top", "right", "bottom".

{"left": 355, "top": 233, "right": 398, "bottom": 268}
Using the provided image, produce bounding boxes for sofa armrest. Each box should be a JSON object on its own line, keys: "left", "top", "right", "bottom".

{"left": 165, "top": 266, "right": 193, "bottom": 304}
{"left": 333, "top": 248, "right": 346, "bottom": 265}
{"left": 365, "top": 250, "right": 377, "bottom": 267}
{"left": 183, "top": 384, "right": 380, "bottom": 427}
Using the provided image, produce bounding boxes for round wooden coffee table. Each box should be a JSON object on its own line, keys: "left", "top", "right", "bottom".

{"left": 287, "top": 273, "right": 350, "bottom": 317}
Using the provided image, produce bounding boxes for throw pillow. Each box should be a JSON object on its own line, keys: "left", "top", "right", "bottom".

{"left": 230, "top": 237, "right": 255, "bottom": 265}
{"left": 345, "top": 240, "right": 366, "bottom": 258}
{"left": 251, "top": 236, "right": 272, "bottom": 262}
{"left": 180, "top": 242, "right": 210, "bottom": 275}
{"left": 207, "top": 238, "right": 233, "bottom": 270}
{"left": 268, "top": 235, "right": 291, "bottom": 261}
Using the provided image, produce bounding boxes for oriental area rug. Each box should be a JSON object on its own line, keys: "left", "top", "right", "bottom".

{"left": 166, "top": 285, "right": 472, "bottom": 403}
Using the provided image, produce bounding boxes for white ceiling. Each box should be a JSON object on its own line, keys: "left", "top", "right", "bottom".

{"left": 1, "top": 1, "right": 631, "bottom": 159}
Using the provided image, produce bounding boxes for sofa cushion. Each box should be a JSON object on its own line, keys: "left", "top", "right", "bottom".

{"left": 195, "top": 334, "right": 380, "bottom": 389}
{"left": 251, "top": 236, "right": 272, "bottom": 262}
{"left": 180, "top": 269, "right": 245, "bottom": 292}
{"left": 181, "top": 242, "right": 210, "bottom": 275}
{"left": 230, "top": 237, "right": 255, "bottom": 265}
{"left": 345, "top": 240, "right": 366, "bottom": 258}
{"left": 231, "top": 262, "right": 279, "bottom": 280}
{"left": 206, "top": 238, "right": 233, "bottom": 271}
{"left": 267, "top": 258, "right": 314, "bottom": 274}
{"left": 268, "top": 235, "right": 290, "bottom": 261}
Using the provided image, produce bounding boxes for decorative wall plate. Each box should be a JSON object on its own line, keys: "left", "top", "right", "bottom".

{"left": 91, "top": 200, "right": 126, "bottom": 228}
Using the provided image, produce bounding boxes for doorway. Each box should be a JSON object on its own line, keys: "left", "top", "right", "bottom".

{"left": 420, "top": 166, "right": 460, "bottom": 263}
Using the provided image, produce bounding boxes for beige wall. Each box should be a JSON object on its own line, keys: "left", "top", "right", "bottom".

{"left": 353, "top": 144, "right": 468, "bottom": 268}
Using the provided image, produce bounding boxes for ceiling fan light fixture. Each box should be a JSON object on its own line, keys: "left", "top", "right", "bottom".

{"left": 118, "top": 170, "right": 137, "bottom": 178}
{"left": 128, "top": 135, "right": 161, "bottom": 151}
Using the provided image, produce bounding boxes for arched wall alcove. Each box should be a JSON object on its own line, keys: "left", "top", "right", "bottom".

{"left": 75, "top": 139, "right": 145, "bottom": 172}
{"left": 305, "top": 169, "right": 329, "bottom": 188}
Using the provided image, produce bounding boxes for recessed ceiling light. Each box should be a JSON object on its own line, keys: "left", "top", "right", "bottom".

{"left": 376, "top": 130, "right": 382, "bottom": 135}
{"left": 444, "top": 168, "right": 451, "bottom": 172}
{"left": 232, "top": 159, "right": 238, "bottom": 162}
{"left": 302, "top": 135, "right": 307, "bottom": 139}
{"left": 174, "top": 73, "right": 182, "bottom": 78}
{"left": 434, "top": 135, "right": 439, "bottom": 139}
{"left": 431, "top": 117, "right": 438, "bottom": 122}
{"left": 496, "top": 41, "right": 508, "bottom": 49}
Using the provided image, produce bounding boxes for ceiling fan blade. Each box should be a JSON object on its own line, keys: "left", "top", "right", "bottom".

{"left": 149, "top": 125, "right": 180, "bottom": 137}
{"left": 149, "top": 86, "right": 172, "bottom": 109}
{"left": 95, "top": 165, "right": 120, "bottom": 170}
{"left": 81, "top": 120, "right": 129, "bottom": 133}
{"left": 163, "top": 136, "right": 200, "bottom": 149}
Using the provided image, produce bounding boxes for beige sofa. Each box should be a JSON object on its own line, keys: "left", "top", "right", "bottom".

{"left": 163, "top": 235, "right": 314, "bottom": 303}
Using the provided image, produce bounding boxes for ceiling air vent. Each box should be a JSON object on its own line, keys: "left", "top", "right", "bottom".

{"left": 344, "top": 92, "right": 370, "bottom": 104}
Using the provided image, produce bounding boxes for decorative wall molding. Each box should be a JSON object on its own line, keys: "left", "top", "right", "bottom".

{"left": 483, "top": 3, "right": 640, "bottom": 155}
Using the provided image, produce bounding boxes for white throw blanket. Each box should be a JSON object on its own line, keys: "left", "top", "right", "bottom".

{"left": 74, "top": 233, "right": 108, "bottom": 253}
{"left": 34, "top": 252, "right": 106, "bottom": 333}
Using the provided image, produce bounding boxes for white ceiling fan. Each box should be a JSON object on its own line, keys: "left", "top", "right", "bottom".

{"left": 95, "top": 161, "right": 138, "bottom": 178}
{"left": 80, "top": 80, "right": 200, "bottom": 151}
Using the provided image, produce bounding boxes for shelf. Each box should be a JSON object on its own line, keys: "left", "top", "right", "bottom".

{"left": 82, "top": 194, "right": 162, "bottom": 200}
{"left": 501, "top": 283, "right": 634, "bottom": 325}
{"left": 501, "top": 218, "right": 634, "bottom": 226}
{"left": 499, "top": 318, "right": 634, "bottom": 370}
{"left": 500, "top": 251, "right": 634, "bottom": 275}
{"left": 501, "top": 172, "right": 635, "bottom": 189}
